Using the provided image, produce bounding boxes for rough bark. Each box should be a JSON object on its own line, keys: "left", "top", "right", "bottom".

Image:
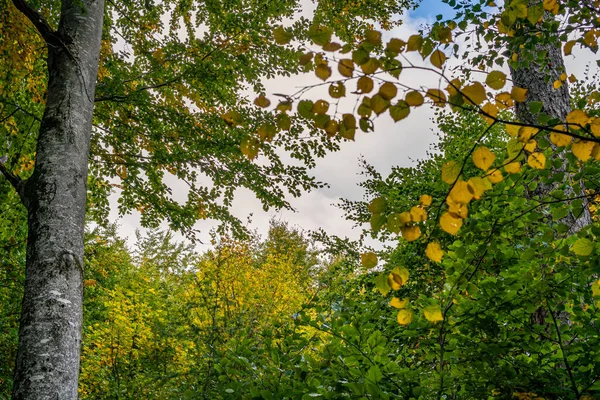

{"left": 10, "top": 0, "right": 104, "bottom": 398}
{"left": 510, "top": 37, "right": 592, "bottom": 234}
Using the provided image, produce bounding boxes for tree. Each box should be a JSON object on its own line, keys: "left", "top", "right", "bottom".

{"left": 0, "top": 0, "right": 415, "bottom": 397}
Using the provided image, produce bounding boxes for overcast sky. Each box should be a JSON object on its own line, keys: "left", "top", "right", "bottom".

{"left": 109, "top": 1, "right": 598, "bottom": 250}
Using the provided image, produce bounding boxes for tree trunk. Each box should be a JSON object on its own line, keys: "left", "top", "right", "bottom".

{"left": 11, "top": 1, "right": 104, "bottom": 398}
{"left": 509, "top": 33, "right": 592, "bottom": 233}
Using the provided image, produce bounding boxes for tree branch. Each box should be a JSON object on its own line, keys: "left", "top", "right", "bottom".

{"left": 0, "top": 157, "right": 28, "bottom": 206}
{"left": 11, "top": 0, "right": 57, "bottom": 44}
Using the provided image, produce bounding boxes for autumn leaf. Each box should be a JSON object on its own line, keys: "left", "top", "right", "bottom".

{"left": 486, "top": 70, "right": 507, "bottom": 90}
{"left": 511, "top": 86, "right": 528, "bottom": 102}
{"left": 400, "top": 225, "right": 421, "bottom": 241}
{"left": 449, "top": 180, "right": 473, "bottom": 205}
{"left": 527, "top": 153, "right": 546, "bottom": 169}
{"left": 425, "top": 242, "right": 444, "bottom": 262}
{"left": 357, "top": 76, "right": 374, "bottom": 93}
{"left": 361, "top": 252, "right": 378, "bottom": 269}
{"left": 572, "top": 140, "right": 595, "bottom": 161}
{"left": 397, "top": 309, "right": 413, "bottom": 325}
{"left": 441, "top": 160, "right": 461, "bottom": 184}
{"left": 423, "top": 305, "right": 443, "bottom": 322}
{"left": 472, "top": 146, "right": 496, "bottom": 171}
{"left": 390, "top": 297, "right": 408, "bottom": 309}
{"left": 420, "top": 194, "right": 432, "bottom": 207}
{"left": 462, "top": 82, "right": 487, "bottom": 105}
{"left": 440, "top": 212, "right": 463, "bottom": 235}
{"left": 254, "top": 95, "right": 271, "bottom": 108}
{"left": 338, "top": 59, "right": 354, "bottom": 77}
{"left": 405, "top": 91, "right": 424, "bottom": 106}
{"left": 430, "top": 50, "right": 447, "bottom": 69}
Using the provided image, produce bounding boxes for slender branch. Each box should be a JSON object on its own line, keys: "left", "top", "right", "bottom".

{"left": 547, "top": 299, "right": 580, "bottom": 398}
{"left": 11, "top": 0, "right": 56, "bottom": 44}
{"left": 0, "top": 160, "right": 27, "bottom": 205}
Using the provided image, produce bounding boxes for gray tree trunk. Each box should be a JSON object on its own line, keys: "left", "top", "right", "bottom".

{"left": 9, "top": 0, "right": 104, "bottom": 398}
{"left": 510, "top": 41, "right": 592, "bottom": 234}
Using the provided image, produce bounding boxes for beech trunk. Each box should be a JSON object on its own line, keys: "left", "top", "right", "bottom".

{"left": 10, "top": 1, "right": 104, "bottom": 398}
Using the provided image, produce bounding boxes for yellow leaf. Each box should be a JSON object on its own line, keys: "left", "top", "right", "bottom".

{"left": 390, "top": 297, "right": 409, "bottom": 309}
{"left": 360, "top": 58, "right": 380, "bottom": 74}
{"left": 447, "top": 198, "right": 469, "bottom": 219}
{"left": 550, "top": 131, "right": 572, "bottom": 147}
{"left": 397, "top": 309, "right": 413, "bottom": 325}
{"left": 449, "top": 180, "right": 473, "bottom": 205}
{"left": 553, "top": 80, "right": 563, "bottom": 89}
{"left": 524, "top": 139, "right": 537, "bottom": 153}
{"left": 590, "top": 117, "right": 600, "bottom": 137}
{"left": 592, "top": 280, "right": 600, "bottom": 297}
{"left": 410, "top": 206, "right": 427, "bottom": 222}
{"left": 425, "top": 242, "right": 444, "bottom": 263}
{"left": 357, "top": 76, "right": 374, "bottom": 93}
{"left": 426, "top": 88, "right": 447, "bottom": 107}
{"left": 528, "top": 153, "right": 546, "bottom": 169}
{"left": 406, "top": 34, "right": 423, "bottom": 52}
{"left": 462, "top": 82, "right": 487, "bottom": 105}
{"left": 398, "top": 211, "right": 411, "bottom": 225}
{"left": 518, "top": 126, "right": 539, "bottom": 142}
{"left": 496, "top": 92, "right": 514, "bottom": 109}
{"left": 423, "top": 305, "right": 443, "bottom": 322}
{"left": 511, "top": 86, "right": 528, "bottom": 102}
{"left": 467, "top": 177, "right": 491, "bottom": 200}
{"left": 564, "top": 40, "right": 576, "bottom": 55}
{"left": 442, "top": 160, "right": 461, "bottom": 184}
{"left": 486, "top": 70, "right": 507, "bottom": 90}
{"left": 406, "top": 91, "right": 424, "bottom": 106}
{"left": 420, "top": 194, "right": 432, "bottom": 207}
{"left": 390, "top": 266, "right": 409, "bottom": 288}
{"left": 312, "top": 99, "right": 330, "bottom": 114}
{"left": 379, "top": 82, "right": 398, "bottom": 100}
{"left": 430, "top": 50, "right": 447, "bottom": 69}
{"left": 440, "top": 212, "right": 463, "bottom": 235}
{"left": 365, "top": 30, "right": 382, "bottom": 45}
{"left": 241, "top": 137, "right": 260, "bottom": 160}
{"left": 560, "top": 73, "right": 567, "bottom": 81}
{"left": 338, "top": 59, "right": 354, "bottom": 77}
{"left": 592, "top": 144, "right": 600, "bottom": 161}
{"left": 487, "top": 169, "right": 504, "bottom": 184}
{"left": 400, "top": 225, "right": 421, "bottom": 241}
{"left": 361, "top": 252, "right": 378, "bottom": 269}
{"left": 254, "top": 95, "right": 271, "bottom": 108}
{"left": 566, "top": 110, "right": 590, "bottom": 129}
{"left": 572, "top": 140, "right": 595, "bottom": 161}
{"left": 543, "top": 0, "right": 558, "bottom": 14}
{"left": 472, "top": 146, "right": 496, "bottom": 171}
{"left": 504, "top": 161, "right": 521, "bottom": 174}
{"left": 505, "top": 123, "right": 520, "bottom": 137}
{"left": 329, "top": 82, "right": 346, "bottom": 98}
{"left": 481, "top": 102, "right": 498, "bottom": 124}
{"left": 315, "top": 63, "right": 332, "bottom": 81}
{"left": 386, "top": 38, "right": 406, "bottom": 53}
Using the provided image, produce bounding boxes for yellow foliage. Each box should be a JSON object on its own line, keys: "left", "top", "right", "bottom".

{"left": 440, "top": 212, "right": 463, "bottom": 235}
{"left": 423, "top": 305, "right": 443, "bottom": 322}
{"left": 425, "top": 242, "right": 444, "bottom": 263}
{"left": 473, "top": 146, "right": 496, "bottom": 171}
{"left": 397, "top": 309, "right": 413, "bottom": 325}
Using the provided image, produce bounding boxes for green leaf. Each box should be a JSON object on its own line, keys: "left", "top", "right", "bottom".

{"left": 572, "top": 238, "right": 594, "bottom": 256}
{"left": 374, "top": 273, "right": 391, "bottom": 296}
{"left": 308, "top": 25, "right": 332, "bottom": 46}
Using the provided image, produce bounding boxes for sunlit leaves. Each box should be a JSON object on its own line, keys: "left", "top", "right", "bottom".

{"left": 273, "top": 26, "right": 293, "bottom": 45}
{"left": 405, "top": 91, "right": 424, "bottom": 106}
{"left": 338, "top": 59, "right": 354, "bottom": 77}
{"left": 406, "top": 35, "right": 423, "bottom": 52}
{"left": 550, "top": 131, "right": 572, "bottom": 147}
{"left": 241, "top": 137, "right": 260, "bottom": 160}
{"left": 566, "top": 110, "right": 590, "bottom": 128}
{"left": 389, "top": 101, "right": 410, "bottom": 122}
{"left": 472, "top": 146, "right": 496, "bottom": 171}
{"left": 425, "top": 242, "right": 444, "bottom": 262}
{"left": 420, "top": 194, "right": 432, "bottom": 207}
{"left": 423, "top": 305, "right": 443, "bottom": 322}
{"left": 308, "top": 24, "right": 332, "bottom": 46}
{"left": 379, "top": 82, "right": 398, "bottom": 100}
{"left": 486, "top": 71, "right": 507, "bottom": 90}
{"left": 390, "top": 297, "right": 408, "bottom": 309}
{"left": 315, "top": 63, "right": 332, "bottom": 81}
{"left": 357, "top": 76, "right": 374, "bottom": 93}
{"left": 440, "top": 212, "right": 463, "bottom": 235}
{"left": 254, "top": 95, "right": 271, "bottom": 108}
{"left": 449, "top": 180, "right": 473, "bottom": 205}
{"left": 401, "top": 225, "right": 421, "bottom": 241}
{"left": 389, "top": 266, "right": 409, "bottom": 290}
{"left": 467, "top": 177, "right": 491, "bottom": 200}
{"left": 462, "top": 82, "right": 487, "bottom": 106}
{"left": 397, "top": 309, "right": 413, "bottom": 325}
{"left": 426, "top": 89, "right": 447, "bottom": 106}
{"left": 487, "top": 169, "right": 503, "bottom": 183}
{"left": 572, "top": 140, "right": 595, "bottom": 161}
{"left": 527, "top": 153, "right": 546, "bottom": 169}
{"left": 329, "top": 82, "right": 346, "bottom": 98}
{"left": 504, "top": 162, "right": 521, "bottom": 174}
{"left": 430, "top": 50, "right": 447, "bottom": 69}
{"left": 361, "top": 252, "right": 378, "bottom": 269}
{"left": 511, "top": 86, "right": 528, "bottom": 102}
{"left": 572, "top": 238, "right": 594, "bottom": 256}
{"left": 442, "top": 161, "right": 461, "bottom": 184}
